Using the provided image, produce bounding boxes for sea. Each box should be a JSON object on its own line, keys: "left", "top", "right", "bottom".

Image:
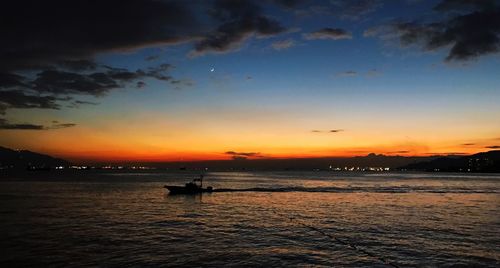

{"left": 0, "top": 170, "right": 499, "bottom": 267}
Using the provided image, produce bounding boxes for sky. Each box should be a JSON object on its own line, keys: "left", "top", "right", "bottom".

{"left": 1, "top": 0, "right": 500, "bottom": 163}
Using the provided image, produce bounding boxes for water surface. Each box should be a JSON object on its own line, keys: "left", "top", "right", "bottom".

{"left": 1, "top": 171, "right": 499, "bottom": 267}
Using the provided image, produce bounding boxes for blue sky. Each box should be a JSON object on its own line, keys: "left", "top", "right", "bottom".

{"left": 1, "top": 0, "right": 500, "bottom": 161}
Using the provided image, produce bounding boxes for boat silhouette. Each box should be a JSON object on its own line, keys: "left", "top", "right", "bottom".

{"left": 164, "top": 174, "right": 213, "bottom": 194}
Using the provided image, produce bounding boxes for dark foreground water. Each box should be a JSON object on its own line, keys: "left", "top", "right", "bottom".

{"left": 1, "top": 171, "right": 499, "bottom": 267}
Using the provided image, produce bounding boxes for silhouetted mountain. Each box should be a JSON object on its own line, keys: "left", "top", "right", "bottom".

{"left": 399, "top": 151, "right": 500, "bottom": 172}
{"left": 0, "top": 146, "right": 70, "bottom": 170}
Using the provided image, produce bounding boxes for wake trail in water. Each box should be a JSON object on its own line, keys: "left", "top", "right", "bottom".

{"left": 213, "top": 186, "right": 498, "bottom": 194}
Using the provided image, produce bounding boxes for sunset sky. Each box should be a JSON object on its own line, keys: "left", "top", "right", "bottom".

{"left": 1, "top": 0, "right": 500, "bottom": 163}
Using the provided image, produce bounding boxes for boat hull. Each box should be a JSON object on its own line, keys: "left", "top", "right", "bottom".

{"left": 164, "top": 185, "right": 213, "bottom": 194}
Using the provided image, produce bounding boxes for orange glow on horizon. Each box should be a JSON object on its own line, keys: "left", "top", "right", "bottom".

{"left": 1, "top": 112, "right": 498, "bottom": 164}
{"left": 46, "top": 143, "right": 487, "bottom": 164}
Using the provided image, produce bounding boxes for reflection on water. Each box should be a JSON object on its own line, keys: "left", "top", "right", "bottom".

{"left": 0, "top": 171, "right": 499, "bottom": 267}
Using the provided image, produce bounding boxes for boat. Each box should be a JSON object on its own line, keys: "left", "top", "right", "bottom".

{"left": 164, "top": 174, "right": 213, "bottom": 194}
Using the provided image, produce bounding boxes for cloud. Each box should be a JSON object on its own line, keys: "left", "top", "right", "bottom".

{"left": 311, "top": 129, "right": 344, "bottom": 133}
{"left": 271, "top": 39, "right": 295, "bottom": 50}
{"left": 0, "top": 62, "right": 178, "bottom": 114}
{"left": 293, "top": 1, "right": 383, "bottom": 20}
{"left": 0, "top": 73, "right": 29, "bottom": 88}
{"left": 66, "top": 100, "right": 100, "bottom": 108}
{"left": 0, "top": 119, "right": 44, "bottom": 130}
{"left": 433, "top": 0, "right": 497, "bottom": 12}
{"left": 330, "top": 0, "right": 383, "bottom": 20}
{"left": 461, "top": 143, "right": 475, "bottom": 146}
{"left": 190, "top": 0, "right": 286, "bottom": 57}
{"left": 388, "top": 150, "right": 410, "bottom": 154}
{"left": 57, "top": 60, "right": 98, "bottom": 71}
{"left": 303, "top": 28, "right": 352, "bottom": 40}
{"left": 2, "top": 0, "right": 300, "bottom": 68}
{"left": 74, "top": 100, "right": 98, "bottom": 105}
{"left": 270, "top": 0, "right": 303, "bottom": 8}
{"left": 31, "top": 65, "right": 164, "bottom": 92}
{"left": 0, "top": 0, "right": 199, "bottom": 72}
{"left": 0, "top": 0, "right": 291, "bottom": 128}
{"left": 486, "top": 145, "right": 500, "bottom": 149}
{"left": 50, "top": 123, "right": 77, "bottom": 129}
{"left": 366, "top": 0, "right": 500, "bottom": 61}
{"left": 0, "top": 90, "right": 63, "bottom": 114}
{"left": 0, "top": 0, "right": 286, "bottom": 113}
{"left": 336, "top": 71, "right": 357, "bottom": 77}
{"left": 335, "top": 69, "right": 382, "bottom": 77}
{"left": 225, "top": 151, "right": 263, "bottom": 160}
{"left": 424, "top": 152, "right": 468, "bottom": 155}
{"left": 0, "top": 118, "right": 75, "bottom": 130}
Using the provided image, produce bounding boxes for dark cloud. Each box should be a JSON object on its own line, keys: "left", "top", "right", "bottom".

{"left": 336, "top": 71, "right": 357, "bottom": 77}
{"left": 74, "top": 100, "right": 99, "bottom": 105}
{"left": 0, "top": 1, "right": 234, "bottom": 123}
{"left": 367, "top": 0, "right": 500, "bottom": 61}
{"left": 0, "top": 118, "right": 75, "bottom": 130}
{"left": 292, "top": 1, "right": 382, "bottom": 20}
{"left": 330, "top": 0, "right": 383, "bottom": 20}
{"left": 0, "top": 0, "right": 298, "bottom": 118}
{"left": 270, "top": 0, "right": 303, "bottom": 8}
{"left": 433, "top": 0, "right": 497, "bottom": 12}
{"left": 461, "top": 143, "right": 475, "bottom": 146}
{"left": 31, "top": 64, "right": 175, "bottom": 96}
{"left": 0, "top": 119, "right": 45, "bottom": 130}
{"left": 225, "top": 151, "right": 262, "bottom": 160}
{"left": 51, "top": 123, "right": 76, "bottom": 129}
{"left": 424, "top": 152, "right": 468, "bottom": 155}
{"left": 303, "top": 28, "right": 352, "bottom": 40}
{"left": 1, "top": 0, "right": 296, "bottom": 69}
{"left": 57, "top": 60, "right": 98, "bottom": 71}
{"left": 311, "top": 129, "right": 344, "bottom": 133}
{"left": 0, "top": 0, "right": 290, "bottom": 128}
{"left": 0, "top": 62, "right": 179, "bottom": 116}
{"left": 142, "top": 64, "right": 175, "bottom": 81}
{"left": 190, "top": 0, "right": 286, "bottom": 56}
{"left": 66, "top": 99, "right": 100, "bottom": 109}
{"left": 0, "top": 0, "right": 198, "bottom": 72}
{"left": 0, "top": 73, "right": 29, "bottom": 88}
{"left": 271, "top": 39, "right": 296, "bottom": 50}
{"left": 0, "top": 90, "right": 62, "bottom": 114}
{"left": 486, "top": 145, "right": 500, "bottom": 149}
{"left": 225, "top": 151, "right": 261, "bottom": 157}
{"left": 169, "top": 78, "right": 195, "bottom": 90}
{"left": 335, "top": 69, "right": 381, "bottom": 77}
{"left": 33, "top": 70, "right": 119, "bottom": 96}
{"left": 388, "top": 150, "right": 410, "bottom": 154}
